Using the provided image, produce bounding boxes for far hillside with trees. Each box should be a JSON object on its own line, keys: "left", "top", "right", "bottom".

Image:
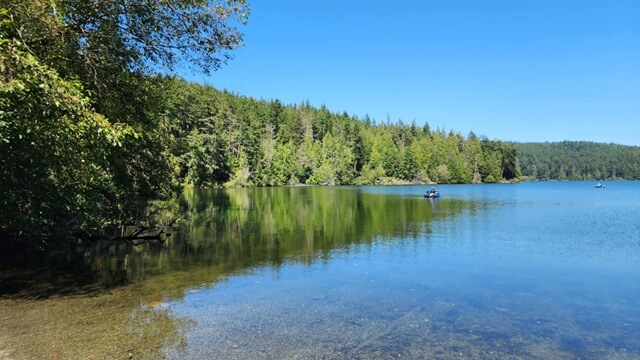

{"left": 515, "top": 141, "right": 640, "bottom": 180}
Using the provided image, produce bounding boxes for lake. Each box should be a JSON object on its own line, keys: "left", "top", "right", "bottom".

{"left": 1, "top": 181, "right": 639, "bottom": 359}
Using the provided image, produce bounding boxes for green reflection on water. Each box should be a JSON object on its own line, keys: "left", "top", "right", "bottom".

{"left": 175, "top": 187, "right": 472, "bottom": 270}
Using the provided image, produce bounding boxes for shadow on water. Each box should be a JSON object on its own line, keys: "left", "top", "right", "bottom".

{"left": 0, "top": 186, "right": 475, "bottom": 300}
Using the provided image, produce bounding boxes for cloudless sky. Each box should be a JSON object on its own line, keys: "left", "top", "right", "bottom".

{"left": 185, "top": 0, "right": 640, "bottom": 146}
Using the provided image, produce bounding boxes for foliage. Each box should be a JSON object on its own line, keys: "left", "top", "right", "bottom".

{"left": 0, "top": 33, "right": 135, "bottom": 234}
{"left": 0, "top": 0, "right": 248, "bottom": 238}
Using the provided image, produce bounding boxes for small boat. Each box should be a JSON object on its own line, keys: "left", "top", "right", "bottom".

{"left": 595, "top": 183, "right": 605, "bottom": 188}
{"left": 424, "top": 187, "right": 441, "bottom": 198}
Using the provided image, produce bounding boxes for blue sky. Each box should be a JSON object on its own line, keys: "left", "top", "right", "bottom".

{"left": 185, "top": 0, "right": 640, "bottom": 146}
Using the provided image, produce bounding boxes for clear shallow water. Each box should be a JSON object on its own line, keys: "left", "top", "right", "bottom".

{"left": 2, "top": 181, "right": 639, "bottom": 359}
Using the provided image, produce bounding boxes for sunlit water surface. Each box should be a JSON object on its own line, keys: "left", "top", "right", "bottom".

{"left": 1, "top": 182, "right": 639, "bottom": 359}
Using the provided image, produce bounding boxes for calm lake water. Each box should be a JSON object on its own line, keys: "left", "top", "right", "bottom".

{"left": 1, "top": 181, "right": 639, "bottom": 359}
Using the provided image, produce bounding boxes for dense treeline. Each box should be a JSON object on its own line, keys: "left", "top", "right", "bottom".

{"left": 162, "top": 78, "right": 520, "bottom": 188}
{"left": 516, "top": 141, "right": 640, "bottom": 180}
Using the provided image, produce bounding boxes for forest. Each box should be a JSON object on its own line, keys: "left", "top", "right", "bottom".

{"left": 1, "top": 1, "right": 637, "bottom": 241}
{"left": 162, "top": 78, "right": 520, "bottom": 188}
